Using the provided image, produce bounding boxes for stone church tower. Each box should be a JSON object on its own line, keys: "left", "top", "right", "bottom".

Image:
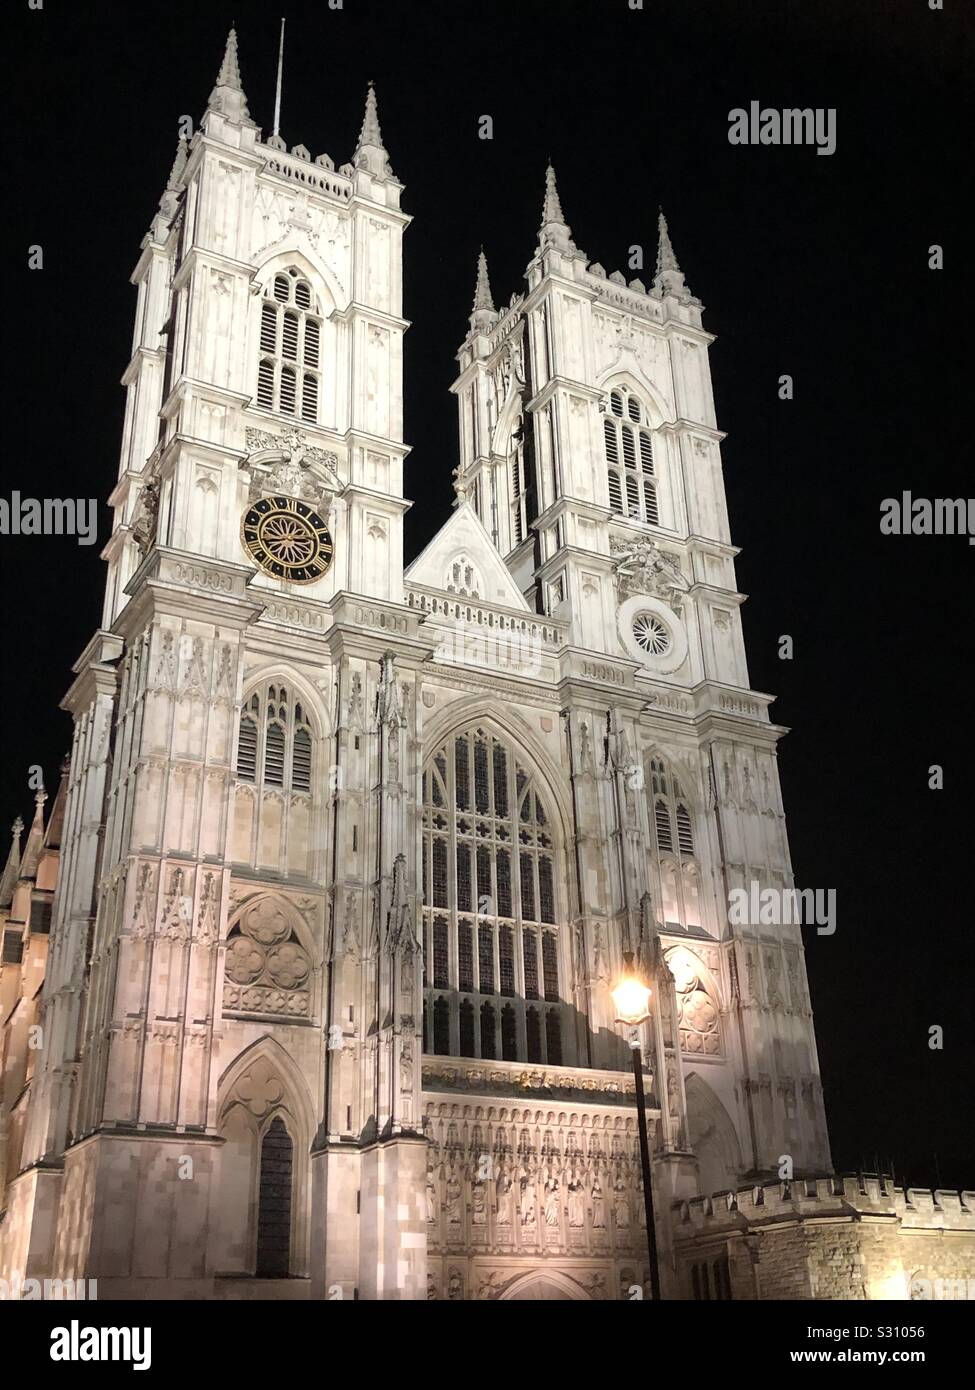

{"left": 6, "top": 28, "right": 967, "bottom": 1304}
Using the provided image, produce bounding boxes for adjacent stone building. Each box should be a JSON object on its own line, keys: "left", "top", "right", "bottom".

{"left": 1, "top": 28, "right": 971, "bottom": 1300}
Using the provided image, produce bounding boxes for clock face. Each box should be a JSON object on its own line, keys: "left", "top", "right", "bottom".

{"left": 240, "top": 494, "right": 333, "bottom": 584}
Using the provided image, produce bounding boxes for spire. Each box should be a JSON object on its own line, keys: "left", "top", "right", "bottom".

{"left": 19, "top": 786, "right": 47, "bottom": 884}
{"left": 166, "top": 137, "right": 188, "bottom": 191}
{"left": 360, "top": 82, "right": 383, "bottom": 148}
{"left": 207, "top": 26, "right": 252, "bottom": 124}
{"left": 470, "top": 248, "right": 497, "bottom": 332}
{"left": 42, "top": 755, "right": 71, "bottom": 853}
{"left": 159, "top": 137, "right": 188, "bottom": 219}
{"left": 272, "top": 17, "right": 286, "bottom": 139}
{"left": 542, "top": 163, "right": 566, "bottom": 227}
{"left": 0, "top": 817, "right": 23, "bottom": 911}
{"left": 653, "top": 209, "right": 691, "bottom": 299}
{"left": 354, "top": 81, "right": 393, "bottom": 178}
{"left": 538, "top": 162, "right": 576, "bottom": 256}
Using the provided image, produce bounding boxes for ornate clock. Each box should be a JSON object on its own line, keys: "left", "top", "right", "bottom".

{"left": 240, "top": 494, "right": 334, "bottom": 584}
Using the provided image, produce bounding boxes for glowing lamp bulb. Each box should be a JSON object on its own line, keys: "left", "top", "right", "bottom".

{"left": 612, "top": 953, "right": 652, "bottom": 1025}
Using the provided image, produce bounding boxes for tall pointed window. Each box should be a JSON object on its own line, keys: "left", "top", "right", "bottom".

{"left": 604, "top": 386, "right": 658, "bottom": 525}
{"left": 236, "top": 684, "right": 314, "bottom": 793}
{"left": 649, "top": 756, "right": 701, "bottom": 930}
{"left": 256, "top": 1117, "right": 293, "bottom": 1277}
{"left": 421, "top": 727, "right": 565, "bottom": 1064}
{"left": 256, "top": 267, "right": 322, "bottom": 425}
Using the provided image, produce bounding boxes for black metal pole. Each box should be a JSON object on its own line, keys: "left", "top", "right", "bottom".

{"left": 630, "top": 1039, "right": 662, "bottom": 1300}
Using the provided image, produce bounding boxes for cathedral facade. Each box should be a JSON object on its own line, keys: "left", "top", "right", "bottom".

{"left": 1, "top": 30, "right": 971, "bottom": 1302}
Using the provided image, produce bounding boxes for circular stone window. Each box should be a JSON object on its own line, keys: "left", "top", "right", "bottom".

{"left": 617, "top": 594, "right": 689, "bottom": 674}
{"left": 632, "top": 613, "right": 671, "bottom": 657}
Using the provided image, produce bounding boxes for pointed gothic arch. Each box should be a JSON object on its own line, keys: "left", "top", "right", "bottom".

{"left": 225, "top": 888, "right": 321, "bottom": 967}
{"left": 684, "top": 1072, "right": 743, "bottom": 1196}
{"left": 239, "top": 663, "right": 331, "bottom": 740}
{"left": 666, "top": 945, "right": 723, "bottom": 1058}
{"left": 212, "top": 1035, "right": 316, "bottom": 1279}
{"left": 498, "top": 1269, "right": 594, "bottom": 1300}
{"left": 252, "top": 243, "right": 345, "bottom": 316}
{"left": 597, "top": 366, "right": 673, "bottom": 430}
{"left": 420, "top": 697, "right": 574, "bottom": 849}
{"left": 232, "top": 667, "right": 329, "bottom": 879}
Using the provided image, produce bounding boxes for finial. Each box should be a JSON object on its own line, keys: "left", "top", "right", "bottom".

{"left": 542, "top": 163, "right": 567, "bottom": 228}
{"left": 354, "top": 82, "right": 392, "bottom": 178}
{"left": 653, "top": 208, "right": 691, "bottom": 299}
{"left": 538, "top": 163, "right": 576, "bottom": 256}
{"left": 470, "top": 247, "right": 497, "bottom": 331}
{"left": 158, "top": 137, "right": 189, "bottom": 220}
{"left": 217, "top": 26, "right": 243, "bottom": 90}
{"left": 166, "top": 137, "right": 189, "bottom": 191}
{"left": 0, "top": 817, "right": 23, "bottom": 909}
{"left": 207, "top": 26, "right": 252, "bottom": 124}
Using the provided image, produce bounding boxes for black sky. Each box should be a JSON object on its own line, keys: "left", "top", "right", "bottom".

{"left": 4, "top": 0, "right": 972, "bottom": 1187}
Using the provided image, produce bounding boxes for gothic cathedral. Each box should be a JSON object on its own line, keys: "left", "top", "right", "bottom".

{"left": 3, "top": 29, "right": 969, "bottom": 1303}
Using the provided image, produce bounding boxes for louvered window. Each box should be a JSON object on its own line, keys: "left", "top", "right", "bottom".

{"left": 422, "top": 727, "right": 565, "bottom": 1064}
{"left": 236, "top": 684, "right": 315, "bottom": 796}
{"left": 255, "top": 266, "right": 323, "bottom": 424}
{"left": 265, "top": 723, "right": 285, "bottom": 785}
{"left": 237, "top": 715, "right": 258, "bottom": 781}
{"left": 676, "top": 803, "right": 694, "bottom": 855}
{"left": 604, "top": 385, "right": 659, "bottom": 525}
{"left": 654, "top": 800, "right": 674, "bottom": 852}
{"left": 257, "top": 360, "right": 275, "bottom": 410}
{"left": 292, "top": 727, "right": 312, "bottom": 791}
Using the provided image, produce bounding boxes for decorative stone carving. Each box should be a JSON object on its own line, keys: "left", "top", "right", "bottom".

{"left": 668, "top": 949, "right": 721, "bottom": 1056}
{"left": 610, "top": 536, "right": 690, "bottom": 612}
{"left": 131, "top": 478, "right": 160, "bottom": 557}
{"left": 223, "top": 896, "right": 311, "bottom": 1019}
{"left": 243, "top": 426, "right": 340, "bottom": 510}
{"left": 196, "top": 871, "right": 219, "bottom": 946}
{"left": 159, "top": 868, "right": 192, "bottom": 942}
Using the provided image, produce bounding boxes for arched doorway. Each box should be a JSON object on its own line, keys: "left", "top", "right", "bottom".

{"left": 498, "top": 1270, "right": 592, "bottom": 1301}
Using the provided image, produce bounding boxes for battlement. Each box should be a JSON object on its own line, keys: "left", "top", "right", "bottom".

{"left": 675, "top": 1173, "right": 975, "bottom": 1235}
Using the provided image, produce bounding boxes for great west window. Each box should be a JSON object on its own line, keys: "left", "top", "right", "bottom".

{"left": 422, "top": 727, "right": 565, "bottom": 1064}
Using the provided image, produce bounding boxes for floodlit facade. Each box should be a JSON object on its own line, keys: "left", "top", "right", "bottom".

{"left": 1, "top": 29, "right": 971, "bottom": 1301}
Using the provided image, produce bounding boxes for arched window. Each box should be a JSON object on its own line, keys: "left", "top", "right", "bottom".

{"left": 649, "top": 756, "right": 700, "bottom": 931}
{"left": 256, "top": 1116, "right": 293, "bottom": 1277}
{"left": 236, "top": 685, "right": 315, "bottom": 794}
{"left": 650, "top": 758, "right": 694, "bottom": 860}
{"left": 421, "top": 726, "right": 565, "bottom": 1063}
{"left": 445, "top": 555, "right": 482, "bottom": 599}
{"left": 256, "top": 267, "right": 322, "bottom": 425}
{"left": 604, "top": 386, "right": 659, "bottom": 525}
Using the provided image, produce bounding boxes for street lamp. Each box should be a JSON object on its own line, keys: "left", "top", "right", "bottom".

{"left": 611, "top": 951, "right": 662, "bottom": 1301}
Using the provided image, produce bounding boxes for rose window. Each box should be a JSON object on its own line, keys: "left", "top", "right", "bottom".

{"left": 633, "top": 613, "right": 671, "bottom": 656}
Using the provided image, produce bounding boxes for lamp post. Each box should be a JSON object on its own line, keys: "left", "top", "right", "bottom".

{"left": 611, "top": 951, "right": 662, "bottom": 1301}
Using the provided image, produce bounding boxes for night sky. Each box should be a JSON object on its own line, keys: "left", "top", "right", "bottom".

{"left": 4, "top": 1, "right": 971, "bottom": 1187}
